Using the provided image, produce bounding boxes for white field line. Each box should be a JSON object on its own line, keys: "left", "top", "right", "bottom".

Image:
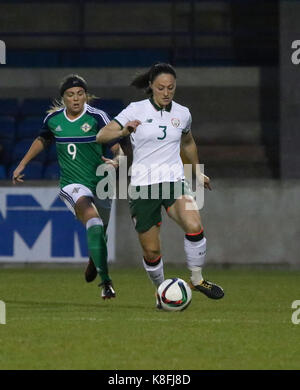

{"left": 5, "top": 316, "right": 290, "bottom": 324}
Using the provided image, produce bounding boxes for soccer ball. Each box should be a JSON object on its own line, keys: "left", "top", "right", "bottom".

{"left": 157, "top": 278, "right": 192, "bottom": 312}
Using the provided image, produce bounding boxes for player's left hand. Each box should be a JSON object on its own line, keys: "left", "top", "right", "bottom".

{"left": 101, "top": 156, "right": 119, "bottom": 169}
{"left": 203, "top": 174, "right": 212, "bottom": 190}
{"left": 196, "top": 173, "right": 211, "bottom": 190}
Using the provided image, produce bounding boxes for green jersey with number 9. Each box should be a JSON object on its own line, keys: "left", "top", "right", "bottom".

{"left": 39, "top": 103, "right": 111, "bottom": 193}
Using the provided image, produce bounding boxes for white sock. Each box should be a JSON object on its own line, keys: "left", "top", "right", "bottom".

{"left": 142, "top": 257, "right": 164, "bottom": 288}
{"left": 190, "top": 267, "right": 203, "bottom": 285}
{"left": 86, "top": 217, "right": 103, "bottom": 229}
{"left": 184, "top": 236, "right": 206, "bottom": 285}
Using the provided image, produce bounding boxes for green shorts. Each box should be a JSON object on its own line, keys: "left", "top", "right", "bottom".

{"left": 129, "top": 180, "right": 193, "bottom": 233}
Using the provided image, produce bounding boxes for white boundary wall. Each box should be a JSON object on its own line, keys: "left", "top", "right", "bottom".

{"left": 0, "top": 186, "right": 115, "bottom": 263}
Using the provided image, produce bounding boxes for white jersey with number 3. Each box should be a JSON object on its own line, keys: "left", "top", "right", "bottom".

{"left": 114, "top": 98, "right": 192, "bottom": 186}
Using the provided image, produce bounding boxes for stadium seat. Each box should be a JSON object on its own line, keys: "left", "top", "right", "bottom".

{"left": 46, "top": 142, "right": 57, "bottom": 163}
{"left": 9, "top": 49, "right": 59, "bottom": 68}
{"left": 0, "top": 138, "right": 14, "bottom": 165}
{"left": 12, "top": 138, "right": 48, "bottom": 164}
{"left": 12, "top": 139, "right": 33, "bottom": 163}
{"left": 43, "top": 162, "right": 60, "bottom": 180}
{"left": 0, "top": 99, "right": 20, "bottom": 117}
{"left": 20, "top": 99, "right": 52, "bottom": 117}
{"left": 93, "top": 99, "right": 125, "bottom": 118}
{"left": 16, "top": 117, "right": 43, "bottom": 140}
{"left": 33, "top": 148, "right": 48, "bottom": 163}
{"left": 8, "top": 161, "right": 43, "bottom": 180}
{"left": 0, "top": 116, "right": 16, "bottom": 141}
{"left": 0, "top": 164, "right": 6, "bottom": 179}
{"left": 60, "top": 49, "right": 169, "bottom": 68}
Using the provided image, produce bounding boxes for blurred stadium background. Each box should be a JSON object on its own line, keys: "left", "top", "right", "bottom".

{"left": 0, "top": 0, "right": 299, "bottom": 268}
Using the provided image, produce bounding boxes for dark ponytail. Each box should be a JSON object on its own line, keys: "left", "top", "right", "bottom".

{"left": 130, "top": 63, "right": 176, "bottom": 95}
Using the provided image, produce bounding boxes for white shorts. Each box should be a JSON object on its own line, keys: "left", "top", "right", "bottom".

{"left": 59, "top": 183, "right": 112, "bottom": 225}
{"left": 59, "top": 183, "right": 94, "bottom": 215}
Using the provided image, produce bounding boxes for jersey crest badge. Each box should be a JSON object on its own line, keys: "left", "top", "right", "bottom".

{"left": 81, "top": 123, "right": 92, "bottom": 133}
{"left": 171, "top": 118, "right": 180, "bottom": 128}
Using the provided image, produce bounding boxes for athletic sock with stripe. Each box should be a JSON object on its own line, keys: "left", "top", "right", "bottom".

{"left": 143, "top": 256, "right": 164, "bottom": 288}
{"left": 86, "top": 217, "right": 110, "bottom": 283}
{"left": 184, "top": 230, "right": 206, "bottom": 285}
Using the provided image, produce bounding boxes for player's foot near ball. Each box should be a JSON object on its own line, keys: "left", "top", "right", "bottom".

{"left": 189, "top": 279, "right": 224, "bottom": 300}
{"left": 84, "top": 257, "right": 97, "bottom": 283}
{"left": 99, "top": 281, "right": 116, "bottom": 300}
{"left": 155, "top": 292, "right": 162, "bottom": 310}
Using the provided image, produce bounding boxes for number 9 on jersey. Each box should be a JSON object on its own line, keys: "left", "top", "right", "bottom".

{"left": 67, "top": 143, "right": 77, "bottom": 160}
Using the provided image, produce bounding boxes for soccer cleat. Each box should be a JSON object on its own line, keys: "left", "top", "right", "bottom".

{"left": 84, "top": 257, "right": 97, "bottom": 283}
{"left": 190, "top": 279, "right": 224, "bottom": 299}
{"left": 155, "top": 292, "right": 162, "bottom": 310}
{"left": 99, "top": 281, "right": 116, "bottom": 300}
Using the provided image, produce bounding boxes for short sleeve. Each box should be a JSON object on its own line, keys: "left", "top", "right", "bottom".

{"left": 39, "top": 115, "right": 55, "bottom": 143}
{"left": 113, "top": 103, "right": 137, "bottom": 129}
{"left": 93, "top": 110, "right": 111, "bottom": 129}
{"left": 182, "top": 112, "right": 192, "bottom": 134}
{"left": 86, "top": 107, "right": 111, "bottom": 129}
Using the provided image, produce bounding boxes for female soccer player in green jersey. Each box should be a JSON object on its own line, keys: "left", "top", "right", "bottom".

{"left": 96, "top": 63, "right": 224, "bottom": 308}
{"left": 12, "top": 74, "right": 136, "bottom": 300}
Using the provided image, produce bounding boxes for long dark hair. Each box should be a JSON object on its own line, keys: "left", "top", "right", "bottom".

{"left": 130, "top": 63, "right": 176, "bottom": 95}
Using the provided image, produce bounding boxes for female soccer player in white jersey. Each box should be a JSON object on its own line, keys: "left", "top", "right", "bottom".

{"left": 12, "top": 74, "right": 134, "bottom": 300}
{"left": 96, "top": 63, "right": 224, "bottom": 307}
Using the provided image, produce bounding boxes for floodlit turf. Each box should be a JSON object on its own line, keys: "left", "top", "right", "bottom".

{"left": 0, "top": 266, "right": 299, "bottom": 370}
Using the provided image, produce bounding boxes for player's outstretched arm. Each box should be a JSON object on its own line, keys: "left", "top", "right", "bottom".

{"left": 96, "top": 120, "right": 141, "bottom": 144}
{"left": 12, "top": 137, "right": 46, "bottom": 184}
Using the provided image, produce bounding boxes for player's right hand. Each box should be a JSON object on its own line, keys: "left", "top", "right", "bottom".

{"left": 122, "top": 120, "right": 141, "bottom": 136}
{"left": 12, "top": 164, "right": 25, "bottom": 184}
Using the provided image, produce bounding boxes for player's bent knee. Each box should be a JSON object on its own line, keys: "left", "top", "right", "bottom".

{"left": 185, "top": 222, "right": 203, "bottom": 235}
{"left": 143, "top": 250, "right": 161, "bottom": 263}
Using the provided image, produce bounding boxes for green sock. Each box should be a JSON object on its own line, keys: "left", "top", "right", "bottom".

{"left": 86, "top": 224, "right": 110, "bottom": 283}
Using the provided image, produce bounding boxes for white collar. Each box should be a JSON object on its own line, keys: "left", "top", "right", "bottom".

{"left": 64, "top": 103, "right": 87, "bottom": 122}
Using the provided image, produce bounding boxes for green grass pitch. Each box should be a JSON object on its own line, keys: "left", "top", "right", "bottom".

{"left": 0, "top": 265, "right": 299, "bottom": 370}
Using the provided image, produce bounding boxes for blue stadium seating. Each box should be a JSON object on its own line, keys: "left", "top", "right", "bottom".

{"left": 24, "top": 161, "right": 43, "bottom": 180}
{"left": 9, "top": 50, "right": 59, "bottom": 68}
{"left": 0, "top": 116, "right": 16, "bottom": 140}
{"left": 8, "top": 49, "right": 170, "bottom": 68}
{"left": 46, "top": 143, "right": 57, "bottom": 163}
{"left": 93, "top": 99, "right": 125, "bottom": 118}
{"left": 0, "top": 139, "right": 14, "bottom": 165}
{"left": 16, "top": 117, "right": 43, "bottom": 140}
{"left": 20, "top": 99, "right": 52, "bottom": 117}
{"left": 0, "top": 164, "right": 6, "bottom": 179}
{"left": 0, "top": 99, "right": 20, "bottom": 117}
{"left": 8, "top": 161, "right": 44, "bottom": 180}
{"left": 12, "top": 139, "right": 33, "bottom": 163}
{"left": 12, "top": 138, "right": 48, "bottom": 163}
{"left": 60, "top": 49, "right": 169, "bottom": 68}
{"left": 33, "top": 149, "right": 48, "bottom": 163}
{"left": 43, "top": 162, "right": 60, "bottom": 180}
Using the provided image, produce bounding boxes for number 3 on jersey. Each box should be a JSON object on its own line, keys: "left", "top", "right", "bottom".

{"left": 67, "top": 143, "right": 77, "bottom": 160}
{"left": 157, "top": 125, "right": 167, "bottom": 140}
